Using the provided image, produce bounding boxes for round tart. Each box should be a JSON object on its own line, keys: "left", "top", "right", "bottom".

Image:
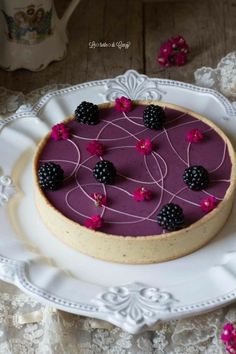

{"left": 33, "top": 100, "right": 236, "bottom": 264}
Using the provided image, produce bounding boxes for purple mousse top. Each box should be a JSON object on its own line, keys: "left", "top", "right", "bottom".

{"left": 38, "top": 104, "right": 232, "bottom": 236}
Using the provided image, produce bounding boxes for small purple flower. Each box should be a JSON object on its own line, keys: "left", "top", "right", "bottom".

{"left": 87, "top": 140, "right": 105, "bottom": 156}
{"left": 186, "top": 129, "right": 204, "bottom": 143}
{"left": 84, "top": 215, "right": 103, "bottom": 230}
{"left": 200, "top": 196, "right": 217, "bottom": 213}
{"left": 133, "top": 187, "right": 152, "bottom": 202}
{"left": 115, "top": 96, "right": 132, "bottom": 113}
{"left": 51, "top": 123, "right": 70, "bottom": 141}
{"left": 136, "top": 138, "right": 153, "bottom": 155}
{"left": 221, "top": 322, "right": 236, "bottom": 353}
{"left": 157, "top": 35, "right": 190, "bottom": 67}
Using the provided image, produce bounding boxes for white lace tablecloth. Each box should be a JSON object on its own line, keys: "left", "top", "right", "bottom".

{"left": 1, "top": 56, "right": 236, "bottom": 353}
{"left": 0, "top": 279, "right": 235, "bottom": 354}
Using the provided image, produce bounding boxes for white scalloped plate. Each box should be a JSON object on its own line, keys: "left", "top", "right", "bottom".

{"left": 1, "top": 70, "right": 236, "bottom": 334}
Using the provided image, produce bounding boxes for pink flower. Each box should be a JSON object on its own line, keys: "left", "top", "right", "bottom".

{"left": 133, "top": 187, "right": 152, "bottom": 201}
{"left": 221, "top": 323, "right": 236, "bottom": 353}
{"left": 84, "top": 215, "right": 103, "bottom": 230}
{"left": 157, "top": 35, "right": 189, "bottom": 67}
{"left": 226, "top": 344, "right": 236, "bottom": 354}
{"left": 186, "top": 129, "right": 204, "bottom": 143}
{"left": 51, "top": 123, "right": 70, "bottom": 140}
{"left": 174, "top": 52, "right": 187, "bottom": 66}
{"left": 221, "top": 323, "right": 235, "bottom": 342}
{"left": 86, "top": 140, "right": 105, "bottom": 156}
{"left": 115, "top": 96, "right": 132, "bottom": 113}
{"left": 136, "top": 138, "right": 153, "bottom": 155}
{"left": 200, "top": 196, "right": 217, "bottom": 213}
{"left": 159, "top": 41, "right": 172, "bottom": 58}
{"left": 157, "top": 56, "right": 171, "bottom": 67}
{"left": 173, "top": 35, "right": 189, "bottom": 53}
{"left": 92, "top": 192, "right": 107, "bottom": 207}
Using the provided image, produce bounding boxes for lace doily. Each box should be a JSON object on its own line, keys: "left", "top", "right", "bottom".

{"left": 0, "top": 83, "right": 234, "bottom": 354}
{"left": 0, "top": 279, "right": 233, "bottom": 354}
{"left": 194, "top": 51, "right": 236, "bottom": 101}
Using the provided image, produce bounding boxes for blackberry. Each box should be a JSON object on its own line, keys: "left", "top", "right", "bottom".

{"left": 74, "top": 101, "right": 99, "bottom": 125}
{"left": 38, "top": 162, "right": 64, "bottom": 191}
{"left": 157, "top": 203, "right": 185, "bottom": 231}
{"left": 143, "top": 104, "right": 166, "bottom": 130}
{"left": 93, "top": 160, "right": 116, "bottom": 184}
{"left": 183, "top": 165, "right": 209, "bottom": 191}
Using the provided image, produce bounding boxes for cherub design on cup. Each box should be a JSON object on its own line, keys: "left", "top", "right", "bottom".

{"left": 1, "top": 5, "right": 53, "bottom": 44}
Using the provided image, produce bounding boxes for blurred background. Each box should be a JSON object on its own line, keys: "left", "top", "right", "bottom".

{"left": 0, "top": 0, "right": 235, "bottom": 93}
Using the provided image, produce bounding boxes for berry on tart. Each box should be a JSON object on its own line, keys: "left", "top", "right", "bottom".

{"left": 38, "top": 162, "right": 64, "bottom": 191}
{"left": 143, "top": 104, "right": 166, "bottom": 130}
{"left": 93, "top": 160, "right": 116, "bottom": 184}
{"left": 157, "top": 203, "right": 185, "bottom": 231}
{"left": 74, "top": 101, "right": 99, "bottom": 125}
{"left": 183, "top": 165, "right": 209, "bottom": 191}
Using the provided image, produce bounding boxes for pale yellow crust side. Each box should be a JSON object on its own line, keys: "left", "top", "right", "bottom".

{"left": 33, "top": 101, "right": 236, "bottom": 264}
